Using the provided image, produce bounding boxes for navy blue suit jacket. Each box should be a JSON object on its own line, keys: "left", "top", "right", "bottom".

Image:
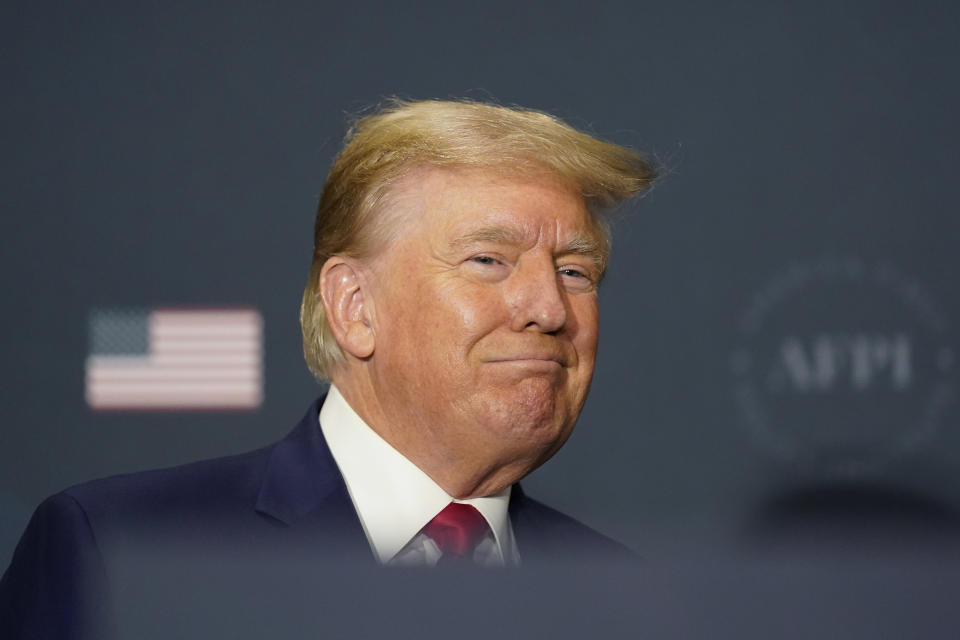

{"left": 1, "top": 397, "right": 630, "bottom": 639}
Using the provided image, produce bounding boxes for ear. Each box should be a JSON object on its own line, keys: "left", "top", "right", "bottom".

{"left": 319, "top": 257, "right": 375, "bottom": 360}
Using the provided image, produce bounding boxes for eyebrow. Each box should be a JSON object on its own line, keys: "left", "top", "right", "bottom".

{"left": 450, "top": 226, "right": 526, "bottom": 249}
{"left": 450, "top": 225, "right": 605, "bottom": 268}
{"left": 561, "top": 233, "right": 605, "bottom": 264}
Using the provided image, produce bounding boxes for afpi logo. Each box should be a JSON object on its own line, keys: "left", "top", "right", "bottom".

{"left": 768, "top": 333, "right": 912, "bottom": 393}
{"left": 731, "top": 258, "right": 955, "bottom": 475}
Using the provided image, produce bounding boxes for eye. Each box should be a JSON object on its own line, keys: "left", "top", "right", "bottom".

{"left": 558, "top": 266, "right": 596, "bottom": 292}
{"left": 463, "top": 254, "right": 510, "bottom": 282}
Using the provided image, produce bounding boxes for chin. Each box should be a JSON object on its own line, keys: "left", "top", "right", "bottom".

{"left": 476, "top": 378, "right": 575, "bottom": 442}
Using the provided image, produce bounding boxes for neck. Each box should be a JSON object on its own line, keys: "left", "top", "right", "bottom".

{"left": 330, "top": 372, "right": 536, "bottom": 499}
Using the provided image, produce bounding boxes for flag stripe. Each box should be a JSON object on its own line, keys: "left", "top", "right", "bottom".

{"left": 149, "top": 338, "right": 260, "bottom": 353}
{"left": 87, "top": 394, "right": 261, "bottom": 409}
{"left": 151, "top": 326, "right": 261, "bottom": 338}
{"left": 153, "top": 354, "right": 261, "bottom": 365}
{"left": 88, "top": 370, "right": 260, "bottom": 381}
{"left": 152, "top": 312, "right": 261, "bottom": 325}
{"left": 87, "top": 383, "right": 261, "bottom": 394}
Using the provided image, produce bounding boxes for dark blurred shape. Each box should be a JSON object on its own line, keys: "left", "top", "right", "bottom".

{"left": 744, "top": 483, "right": 960, "bottom": 558}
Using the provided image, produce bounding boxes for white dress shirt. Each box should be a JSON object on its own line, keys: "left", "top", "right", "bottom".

{"left": 318, "top": 385, "right": 520, "bottom": 567}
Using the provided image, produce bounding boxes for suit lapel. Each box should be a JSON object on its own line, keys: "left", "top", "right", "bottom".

{"left": 509, "top": 483, "right": 552, "bottom": 564}
{"left": 254, "top": 396, "right": 372, "bottom": 560}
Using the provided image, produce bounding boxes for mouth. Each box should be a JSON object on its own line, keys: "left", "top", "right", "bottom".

{"left": 485, "top": 354, "right": 567, "bottom": 368}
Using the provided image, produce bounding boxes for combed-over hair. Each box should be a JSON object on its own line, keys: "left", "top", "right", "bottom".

{"left": 301, "top": 99, "right": 656, "bottom": 380}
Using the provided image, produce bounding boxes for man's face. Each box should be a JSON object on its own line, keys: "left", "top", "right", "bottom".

{"left": 360, "top": 167, "right": 602, "bottom": 493}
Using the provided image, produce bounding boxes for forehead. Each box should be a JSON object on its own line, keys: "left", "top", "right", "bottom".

{"left": 392, "top": 166, "right": 597, "bottom": 247}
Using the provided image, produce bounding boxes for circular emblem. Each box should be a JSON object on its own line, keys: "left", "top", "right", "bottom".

{"left": 732, "top": 257, "right": 955, "bottom": 476}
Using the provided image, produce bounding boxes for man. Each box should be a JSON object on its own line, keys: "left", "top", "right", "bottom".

{"left": 1, "top": 99, "right": 654, "bottom": 636}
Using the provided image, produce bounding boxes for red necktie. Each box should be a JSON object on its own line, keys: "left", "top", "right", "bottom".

{"left": 422, "top": 503, "right": 490, "bottom": 565}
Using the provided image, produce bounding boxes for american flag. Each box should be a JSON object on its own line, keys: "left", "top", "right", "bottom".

{"left": 85, "top": 308, "right": 263, "bottom": 411}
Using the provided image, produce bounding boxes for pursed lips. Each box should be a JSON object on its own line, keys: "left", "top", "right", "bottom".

{"left": 484, "top": 353, "right": 568, "bottom": 367}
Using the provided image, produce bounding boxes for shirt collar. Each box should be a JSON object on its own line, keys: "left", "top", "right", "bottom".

{"left": 318, "top": 384, "right": 512, "bottom": 564}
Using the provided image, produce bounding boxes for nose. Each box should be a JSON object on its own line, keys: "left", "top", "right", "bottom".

{"left": 507, "top": 257, "right": 568, "bottom": 333}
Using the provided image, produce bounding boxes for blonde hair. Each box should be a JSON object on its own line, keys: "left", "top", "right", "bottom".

{"left": 301, "top": 99, "right": 656, "bottom": 380}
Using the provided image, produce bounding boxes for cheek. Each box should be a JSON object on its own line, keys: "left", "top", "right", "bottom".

{"left": 569, "top": 298, "right": 600, "bottom": 356}
{"left": 431, "top": 281, "right": 505, "bottom": 351}
{"left": 374, "top": 290, "right": 482, "bottom": 383}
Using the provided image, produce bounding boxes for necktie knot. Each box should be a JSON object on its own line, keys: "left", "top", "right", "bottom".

{"left": 422, "top": 503, "right": 490, "bottom": 562}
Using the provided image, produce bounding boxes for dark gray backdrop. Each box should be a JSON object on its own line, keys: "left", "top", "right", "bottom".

{"left": 3, "top": 0, "right": 960, "bottom": 633}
